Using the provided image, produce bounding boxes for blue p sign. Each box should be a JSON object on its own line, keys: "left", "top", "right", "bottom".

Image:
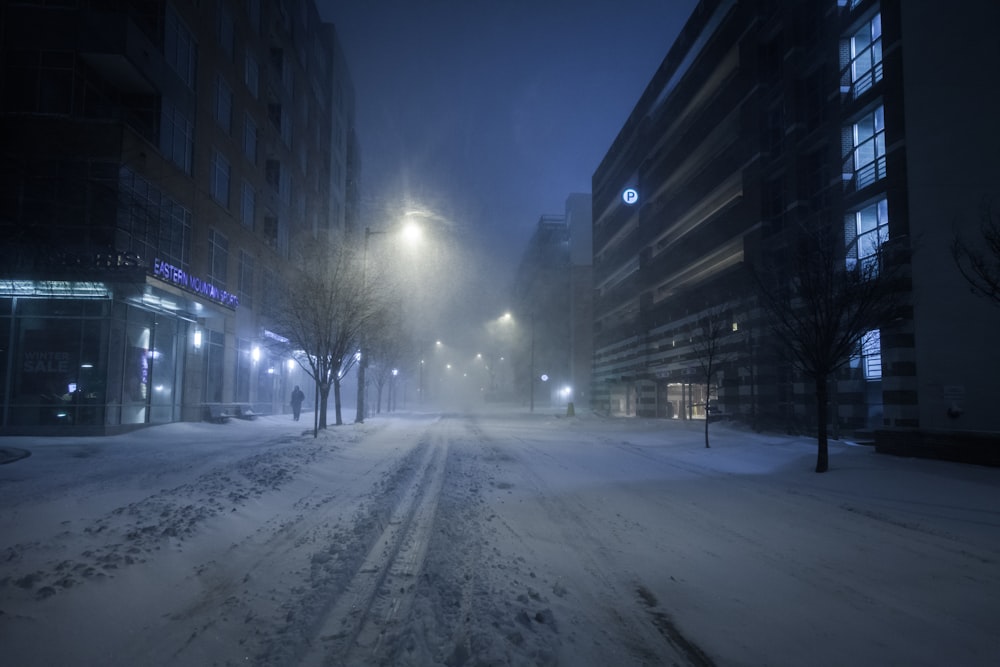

{"left": 622, "top": 188, "right": 639, "bottom": 205}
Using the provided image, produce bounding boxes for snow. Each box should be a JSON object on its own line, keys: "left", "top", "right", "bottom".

{"left": 1, "top": 409, "right": 998, "bottom": 666}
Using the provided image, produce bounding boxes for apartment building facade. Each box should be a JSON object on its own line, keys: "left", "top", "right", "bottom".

{"left": 592, "top": 0, "right": 1000, "bottom": 462}
{"left": 0, "top": 0, "right": 358, "bottom": 433}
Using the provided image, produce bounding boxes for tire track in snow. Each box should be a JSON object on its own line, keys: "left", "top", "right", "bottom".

{"left": 493, "top": 433, "right": 710, "bottom": 665}
{"left": 296, "top": 434, "right": 448, "bottom": 666}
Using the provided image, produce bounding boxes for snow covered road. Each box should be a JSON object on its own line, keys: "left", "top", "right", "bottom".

{"left": 2, "top": 410, "right": 999, "bottom": 666}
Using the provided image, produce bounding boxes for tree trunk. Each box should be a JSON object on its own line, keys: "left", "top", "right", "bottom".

{"left": 704, "top": 384, "right": 711, "bottom": 449}
{"left": 318, "top": 382, "right": 331, "bottom": 430}
{"left": 355, "top": 359, "right": 366, "bottom": 423}
{"left": 333, "top": 378, "right": 343, "bottom": 425}
{"left": 376, "top": 383, "right": 383, "bottom": 414}
{"left": 814, "top": 374, "right": 829, "bottom": 473}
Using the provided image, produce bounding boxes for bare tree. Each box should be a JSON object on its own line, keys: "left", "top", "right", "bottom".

{"left": 366, "top": 305, "right": 408, "bottom": 415}
{"left": 270, "top": 235, "right": 375, "bottom": 432}
{"left": 952, "top": 204, "right": 1000, "bottom": 305}
{"left": 689, "top": 306, "right": 737, "bottom": 448}
{"left": 753, "top": 226, "right": 907, "bottom": 472}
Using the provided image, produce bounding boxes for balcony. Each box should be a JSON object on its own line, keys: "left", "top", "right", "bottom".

{"left": 78, "top": 10, "right": 162, "bottom": 95}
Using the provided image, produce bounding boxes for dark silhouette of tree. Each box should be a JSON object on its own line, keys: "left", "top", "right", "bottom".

{"left": 952, "top": 204, "right": 1000, "bottom": 305}
{"left": 270, "top": 235, "right": 375, "bottom": 432}
{"left": 753, "top": 225, "right": 907, "bottom": 472}
{"left": 367, "top": 305, "right": 408, "bottom": 415}
{"left": 689, "top": 306, "right": 737, "bottom": 448}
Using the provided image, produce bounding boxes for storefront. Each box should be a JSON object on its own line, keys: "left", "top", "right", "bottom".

{"left": 0, "top": 275, "right": 225, "bottom": 434}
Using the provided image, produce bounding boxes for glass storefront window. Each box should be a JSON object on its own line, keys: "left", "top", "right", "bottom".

{"left": 122, "top": 313, "right": 153, "bottom": 424}
{"left": 149, "top": 318, "right": 180, "bottom": 423}
{"left": 204, "top": 329, "right": 225, "bottom": 403}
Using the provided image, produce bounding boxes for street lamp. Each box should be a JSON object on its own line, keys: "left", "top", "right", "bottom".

{"left": 355, "top": 222, "right": 420, "bottom": 423}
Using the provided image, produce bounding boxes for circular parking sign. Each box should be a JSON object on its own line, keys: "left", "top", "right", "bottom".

{"left": 622, "top": 188, "right": 639, "bottom": 205}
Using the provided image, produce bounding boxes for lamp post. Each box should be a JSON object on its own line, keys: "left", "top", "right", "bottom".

{"left": 355, "top": 226, "right": 379, "bottom": 424}
{"left": 355, "top": 221, "right": 421, "bottom": 423}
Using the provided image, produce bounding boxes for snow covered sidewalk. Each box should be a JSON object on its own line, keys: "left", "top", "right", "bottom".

{"left": 1, "top": 411, "right": 998, "bottom": 666}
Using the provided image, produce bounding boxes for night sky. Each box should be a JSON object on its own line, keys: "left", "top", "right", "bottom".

{"left": 317, "top": 0, "right": 696, "bottom": 329}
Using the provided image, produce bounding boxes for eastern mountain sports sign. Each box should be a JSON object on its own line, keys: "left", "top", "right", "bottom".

{"left": 153, "top": 258, "right": 239, "bottom": 309}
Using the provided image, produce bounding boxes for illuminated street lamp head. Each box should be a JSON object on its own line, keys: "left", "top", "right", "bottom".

{"left": 401, "top": 219, "right": 422, "bottom": 244}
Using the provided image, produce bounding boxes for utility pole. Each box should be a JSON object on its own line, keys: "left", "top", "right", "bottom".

{"left": 355, "top": 227, "right": 374, "bottom": 423}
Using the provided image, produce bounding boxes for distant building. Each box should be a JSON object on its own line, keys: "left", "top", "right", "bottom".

{"left": 566, "top": 193, "right": 593, "bottom": 406}
{"left": 592, "top": 0, "right": 1000, "bottom": 463}
{"left": 0, "top": 0, "right": 358, "bottom": 433}
{"left": 512, "top": 194, "right": 592, "bottom": 410}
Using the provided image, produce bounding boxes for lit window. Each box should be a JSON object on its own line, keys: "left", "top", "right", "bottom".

{"left": 860, "top": 329, "right": 881, "bottom": 380}
{"left": 844, "top": 105, "right": 885, "bottom": 190}
{"left": 841, "top": 13, "right": 882, "bottom": 98}
{"left": 845, "top": 198, "right": 888, "bottom": 272}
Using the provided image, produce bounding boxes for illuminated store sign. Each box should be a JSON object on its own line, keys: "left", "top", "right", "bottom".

{"left": 152, "top": 258, "right": 239, "bottom": 309}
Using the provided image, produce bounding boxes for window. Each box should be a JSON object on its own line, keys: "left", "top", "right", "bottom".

{"left": 217, "top": 5, "right": 235, "bottom": 61}
{"left": 241, "top": 180, "right": 255, "bottom": 229}
{"left": 262, "top": 214, "right": 287, "bottom": 255}
{"left": 245, "top": 53, "right": 259, "bottom": 98}
{"left": 270, "top": 47, "right": 293, "bottom": 95}
{"left": 207, "top": 228, "right": 229, "bottom": 288}
{"left": 247, "top": 0, "right": 261, "bottom": 33}
{"left": 265, "top": 159, "right": 280, "bottom": 190}
{"left": 238, "top": 250, "right": 254, "bottom": 309}
{"left": 280, "top": 169, "right": 292, "bottom": 206}
{"left": 243, "top": 112, "right": 257, "bottom": 162}
{"left": 844, "top": 105, "right": 885, "bottom": 190}
{"left": 260, "top": 267, "right": 276, "bottom": 316}
{"left": 164, "top": 6, "right": 196, "bottom": 88}
{"left": 2, "top": 50, "right": 74, "bottom": 115}
{"left": 117, "top": 166, "right": 191, "bottom": 269}
{"left": 263, "top": 214, "right": 279, "bottom": 247}
{"left": 860, "top": 329, "right": 882, "bottom": 380}
{"left": 841, "top": 13, "right": 882, "bottom": 98}
{"left": 268, "top": 103, "right": 293, "bottom": 147}
{"left": 160, "top": 99, "right": 193, "bottom": 174}
{"left": 210, "top": 150, "right": 231, "bottom": 207}
{"left": 214, "top": 75, "right": 232, "bottom": 133}
{"left": 845, "top": 198, "right": 888, "bottom": 272}
{"left": 282, "top": 111, "right": 292, "bottom": 149}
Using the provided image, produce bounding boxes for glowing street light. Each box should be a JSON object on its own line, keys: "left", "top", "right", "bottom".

{"left": 356, "top": 219, "right": 422, "bottom": 423}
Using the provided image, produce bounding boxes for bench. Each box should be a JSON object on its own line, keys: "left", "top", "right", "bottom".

{"left": 232, "top": 404, "right": 257, "bottom": 420}
{"left": 203, "top": 404, "right": 233, "bottom": 423}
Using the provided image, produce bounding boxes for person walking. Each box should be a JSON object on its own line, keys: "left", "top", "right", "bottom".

{"left": 290, "top": 385, "right": 305, "bottom": 421}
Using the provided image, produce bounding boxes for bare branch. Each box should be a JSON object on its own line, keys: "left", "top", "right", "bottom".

{"left": 952, "top": 204, "right": 1000, "bottom": 305}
